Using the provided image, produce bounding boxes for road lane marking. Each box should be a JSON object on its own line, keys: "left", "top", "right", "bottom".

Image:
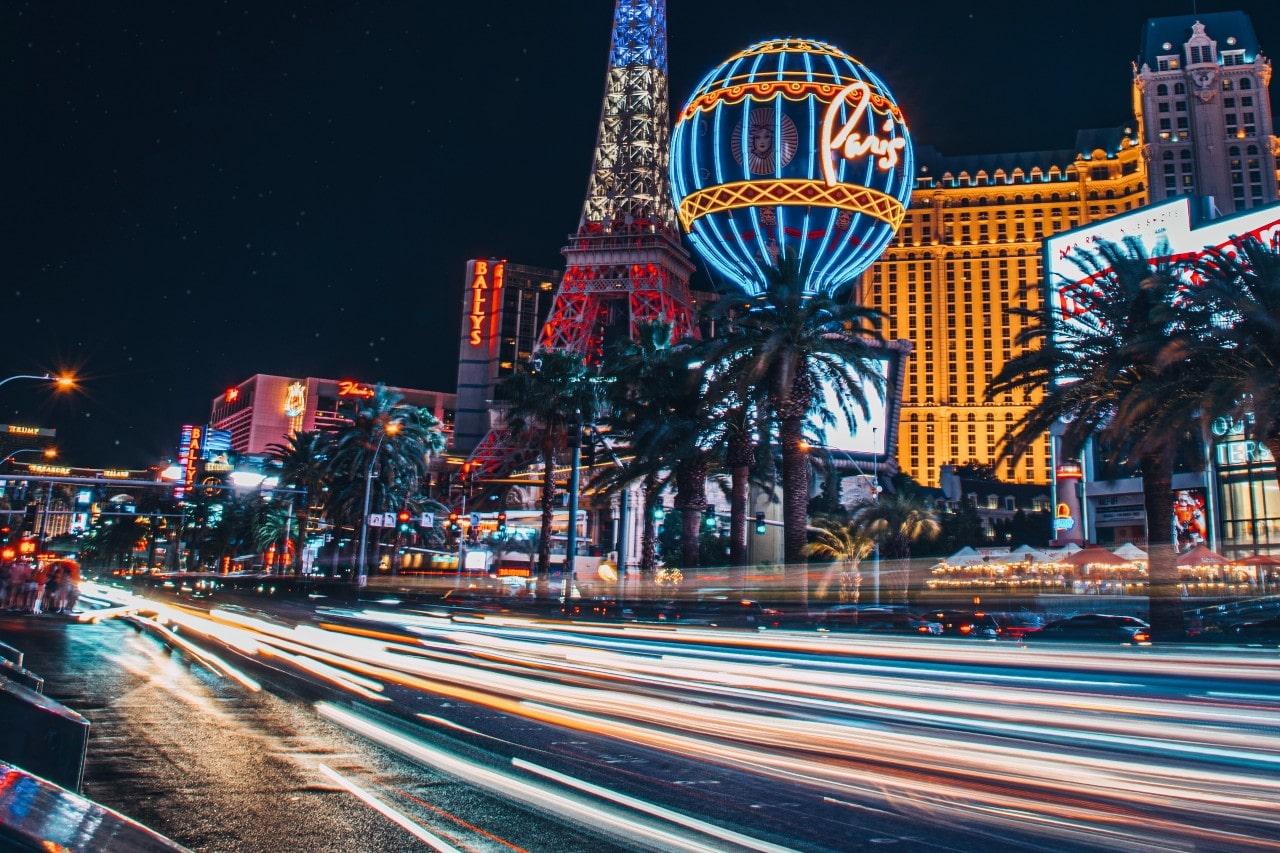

{"left": 317, "top": 763, "right": 463, "bottom": 853}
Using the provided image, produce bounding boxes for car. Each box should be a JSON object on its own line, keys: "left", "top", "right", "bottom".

{"left": 626, "top": 599, "right": 683, "bottom": 623}
{"left": 923, "top": 610, "right": 1001, "bottom": 639}
{"left": 1025, "top": 613, "right": 1151, "bottom": 644}
{"left": 819, "top": 606, "right": 943, "bottom": 635}
{"left": 560, "top": 597, "right": 622, "bottom": 620}
{"left": 679, "top": 597, "right": 783, "bottom": 629}
{"left": 989, "top": 612, "right": 1046, "bottom": 640}
{"left": 1231, "top": 615, "right": 1280, "bottom": 643}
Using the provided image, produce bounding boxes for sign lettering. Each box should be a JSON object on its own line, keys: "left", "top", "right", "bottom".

{"left": 820, "top": 82, "right": 907, "bottom": 187}
{"left": 337, "top": 380, "right": 376, "bottom": 399}
{"left": 467, "top": 260, "right": 505, "bottom": 347}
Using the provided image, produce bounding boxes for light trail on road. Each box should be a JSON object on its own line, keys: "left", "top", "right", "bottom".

{"left": 84, "top": 582, "right": 1280, "bottom": 851}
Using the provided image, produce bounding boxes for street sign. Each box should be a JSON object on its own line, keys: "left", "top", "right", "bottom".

{"left": 382, "top": 512, "right": 396, "bottom": 528}
{"left": 469, "top": 512, "right": 481, "bottom": 528}
{"left": 420, "top": 512, "right": 435, "bottom": 529}
{"left": 367, "top": 513, "right": 383, "bottom": 527}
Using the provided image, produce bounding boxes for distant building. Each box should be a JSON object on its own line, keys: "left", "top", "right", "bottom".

{"left": 1135, "top": 13, "right": 1278, "bottom": 213}
{"left": 939, "top": 464, "right": 1052, "bottom": 542}
{"left": 453, "top": 259, "right": 560, "bottom": 454}
{"left": 209, "top": 375, "right": 456, "bottom": 455}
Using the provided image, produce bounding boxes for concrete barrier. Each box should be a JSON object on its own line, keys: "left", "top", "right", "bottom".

{"left": 0, "top": 760, "right": 187, "bottom": 851}
{"left": 0, "top": 660, "right": 44, "bottom": 694}
{"left": 0, "top": 678, "right": 88, "bottom": 791}
{"left": 0, "top": 640, "right": 22, "bottom": 668}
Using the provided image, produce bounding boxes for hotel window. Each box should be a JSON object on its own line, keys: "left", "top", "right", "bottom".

{"left": 1222, "top": 78, "right": 1234, "bottom": 91}
{"left": 1158, "top": 102, "right": 1170, "bottom": 113}
{"left": 1241, "top": 96, "right": 1253, "bottom": 107}
{"left": 1240, "top": 77, "right": 1252, "bottom": 90}
{"left": 1174, "top": 82, "right": 1186, "bottom": 94}
{"left": 1156, "top": 84, "right": 1168, "bottom": 96}
{"left": 1226, "top": 113, "right": 1239, "bottom": 135}
{"left": 1222, "top": 50, "right": 1245, "bottom": 66}
{"left": 1243, "top": 113, "right": 1256, "bottom": 135}
{"left": 1176, "top": 100, "right": 1187, "bottom": 112}
{"left": 1157, "top": 56, "right": 1179, "bottom": 71}
{"left": 1224, "top": 97, "right": 1236, "bottom": 108}
{"left": 1188, "top": 44, "right": 1213, "bottom": 64}
{"left": 1159, "top": 118, "right": 1171, "bottom": 131}
{"left": 1176, "top": 117, "right": 1188, "bottom": 130}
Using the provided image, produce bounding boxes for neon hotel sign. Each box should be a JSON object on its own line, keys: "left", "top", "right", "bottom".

{"left": 467, "top": 260, "right": 505, "bottom": 347}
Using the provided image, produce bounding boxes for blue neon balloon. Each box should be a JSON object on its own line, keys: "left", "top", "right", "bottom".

{"left": 670, "top": 38, "right": 914, "bottom": 296}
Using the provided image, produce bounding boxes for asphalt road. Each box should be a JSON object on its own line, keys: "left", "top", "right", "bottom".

{"left": 5, "top": 584, "right": 1280, "bottom": 852}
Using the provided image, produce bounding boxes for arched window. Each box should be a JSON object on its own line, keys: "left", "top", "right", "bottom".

{"left": 1247, "top": 145, "right": 1259, "bottom": 155}
{"left": 1240, "top": 77, "right": 1253, "bottom": 90}
{"left": 1229, "top": 146, "right": 1241, "bottom": 156}
{"left": 1157, "top": 83, "right": 1168, "bottom": 96}
{"left": 1163, "top": 150, "right": 1174, "bottom": 161}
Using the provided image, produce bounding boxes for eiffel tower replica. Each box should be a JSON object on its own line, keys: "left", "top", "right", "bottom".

{"left": 460, "top": 0, "right": 695, "bottom": 487}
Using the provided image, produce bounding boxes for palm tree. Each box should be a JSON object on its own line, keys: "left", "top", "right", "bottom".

{"left": 267, "top": 430, "right": 330, "bottom": 573}
{"left": 803, "top": 516, "right": 873, "bottom": 604}
{"left": 595, "top": 323, "right": 682, "bottom": 578}
{"left": 705, "top": 254, "right": 884, "bottom": 603}
{"left": 326, "top": 385, "right": 446, "bottom": 574}
{"left": 1175, "top": 237, "right": 1280, "bottom": 494}
{"left": 498, "top": 351, "right": 601, "bottom": 595}
{"left": 987, "top": 239, "right": 1187, "bottom": 640}
{"left": 850, "top": 492, "right": 941, "bottom": 561}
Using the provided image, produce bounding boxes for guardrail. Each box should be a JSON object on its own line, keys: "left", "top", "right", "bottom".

{"left": 0, "top": 761, "right": 187, "bottom": 851}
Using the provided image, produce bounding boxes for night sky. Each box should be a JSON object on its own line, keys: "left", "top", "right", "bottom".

{"left": 5, "top": 0, "right": 1279, "bottom": 468}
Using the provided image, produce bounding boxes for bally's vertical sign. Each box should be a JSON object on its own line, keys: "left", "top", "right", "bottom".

{"left": 175, "top": 424, "right": 204, "bottom": 500}
{"left": 464, "top": 259, "right": 506, "bottom": 354}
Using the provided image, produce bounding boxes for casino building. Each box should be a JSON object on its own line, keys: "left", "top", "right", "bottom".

{"left": 861, "top": 11, "right": 1279, "bottom": 488}
{"left": 209, "top": 375, "right": 456, "bottom": 455}
{"left": 453, "top": 259, "right": 560, "bottom": 455}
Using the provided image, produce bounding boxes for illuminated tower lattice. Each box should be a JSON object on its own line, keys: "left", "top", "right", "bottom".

{"left": 541, "top": 0, "right": 695, "bottom": 354}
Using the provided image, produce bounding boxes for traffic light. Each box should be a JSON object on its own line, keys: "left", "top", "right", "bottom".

{"left": 497, "top": 511, "right": 507, "bottom": 532}
{"left": 652, "top": 505, "right": 665, "bottom": 522}
{"left": 754, "top": 512, "right": 767, "bottom": 536}
{"left": 397, "top": 509, "right": 411, "bottom": 533}
{"left": 703, "top": 506, "right": 717, "bottom": 530}
{"left": 447, "top": 510, "right": 460, "bottom": 533}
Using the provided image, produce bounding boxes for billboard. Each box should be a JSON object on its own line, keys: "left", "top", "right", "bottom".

{"left": 810, "top": 342, "right": 909, "bottom": 464}
{"left": 1045, "top": 197, "right": 1280, "bottom": 358}
{"left": 1173, "top": 488, "right": 1209, "bottom": 554}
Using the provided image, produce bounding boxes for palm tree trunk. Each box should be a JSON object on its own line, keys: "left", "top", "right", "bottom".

{"left": 779, "top": 411, "right": 810, "bottom": 608}
{"left": 537, "top": 435, "right": 556, "bottom": 598}
{"left": 640, "top": 472, "right": 658, "bottom": 577}
{"left": 727, "top": 428, "right": 752, "bottom": 569}
{"left": 1142, "top": 452, "right": 1182, "bottom": 642}
{"left": 676, "top": 459, "right": 706, "bottom": 568}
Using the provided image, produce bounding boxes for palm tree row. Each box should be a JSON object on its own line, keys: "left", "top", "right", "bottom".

{"left": 262, "top": 384, "right": 447, "bottom": 573}
{"left": 497, "top": 253, "right": 888, "bottom": 606}
{"left": 989, "top": 236, "right": 1280, "bottom": 641}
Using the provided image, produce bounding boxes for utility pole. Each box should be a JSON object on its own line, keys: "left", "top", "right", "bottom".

{"left": 564, "top": 412, "right": 584, "bottom": 589}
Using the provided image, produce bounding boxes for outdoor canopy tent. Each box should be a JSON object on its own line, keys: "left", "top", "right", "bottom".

{"left": 1176, "top": 545, "right": 1230, "bottom": 568}
{"left": 1112, "top": 542, "right": 1148, "bottom": 561}
{"left": 1063, "top": 547, "right": 1135, "bottom": 567}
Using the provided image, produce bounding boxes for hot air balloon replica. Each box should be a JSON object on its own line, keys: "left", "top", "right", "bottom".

{"left": 670, "top": 38, "right": 914, "bottom": 295}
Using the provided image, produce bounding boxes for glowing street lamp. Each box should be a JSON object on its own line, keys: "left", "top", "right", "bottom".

{"left": 1, "top": 447, "right": 57, "bottom": 467}
{"left": 0, "top": 373, "right": 76, "bottom": 391}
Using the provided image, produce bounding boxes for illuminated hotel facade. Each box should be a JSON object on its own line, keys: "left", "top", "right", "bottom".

{"left": 863, "top": 12, "right": 1278, "bottom": 489}
{"left": 209, "top": 375, "right": 456, "bottom": 455}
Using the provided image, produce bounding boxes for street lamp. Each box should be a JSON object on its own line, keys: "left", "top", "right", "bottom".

{"left": 356, "top": 420, "right": 401, "bottom": 588}
{"left": 1, "top": 447, "right": 57, "bottom": 467}
{"left": 0, "top": 373, "right": 76, "bottom": 391}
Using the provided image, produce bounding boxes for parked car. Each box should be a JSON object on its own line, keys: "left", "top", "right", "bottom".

{"left": 989, "top": 612, "right": 1046, "bottom": 640}
{"left": 1230, "top": 615, "right": 1280, "bottom": 643}
{"left": 560, "top": 597, "right": 622, "bottom": 620}
{"left": 819, "top": 606, "right": 943, "bottom": 635}
{"left": 626, "top": 599, "right": 683, "bottom": 623}
{"left": 923, "top": 610, "right": 1001, "bottom": 639}
{"left": 679, "top": 597, "right": 783, "bottom": 629}
{"left": 1025, "top": 613, "right": 1151, "bottom": 644}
